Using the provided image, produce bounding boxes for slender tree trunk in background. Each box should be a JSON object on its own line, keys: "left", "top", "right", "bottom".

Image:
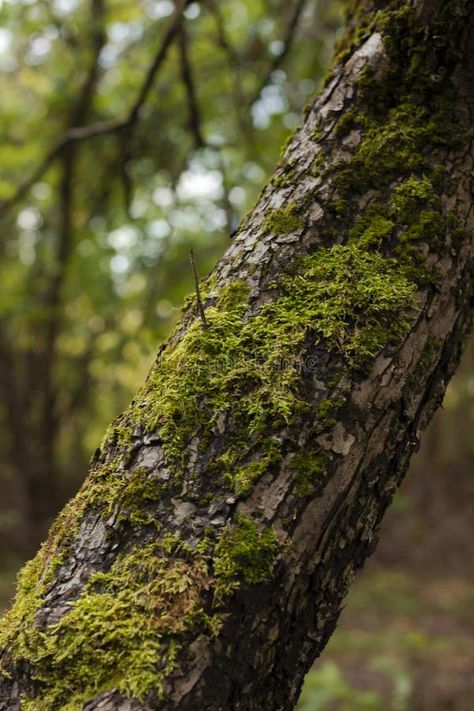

{"left": 0, "top": 0, "right": 107, "bottom": 559}
{"left": 1, "top": 1, "right": 473, "bottom": 709}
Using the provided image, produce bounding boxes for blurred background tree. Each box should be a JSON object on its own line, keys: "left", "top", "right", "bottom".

{"left": 0, "top": 1, "right": 472, "bottom": 708}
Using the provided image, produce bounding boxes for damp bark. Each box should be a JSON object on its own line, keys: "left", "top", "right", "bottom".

{"left": 1, "top": 1, "right": 473, "bottom": 709}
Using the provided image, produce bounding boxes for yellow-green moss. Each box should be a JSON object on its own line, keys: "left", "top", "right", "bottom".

{"left": 293, "top": 449, "right": 330, "bottom": 497}
{"left": 4, "top": 544, "right": 216, "bottom": 709}
{"left": 349, "top": 210, "right": 395, "bottom": 249}
{"left": 115, "top": 466, "right": 164, "bottom": 528}
{"left": 262, "top": 205, "right": 302, "bottom": 234}
{"left": 213, "top": 514, "right": 279, "bottom": 600}
{"left": 334, "top": 111, "right": 358, "bottom": 138}
{"left": 213, "top": 442, "right": 282, "bottom": 496}
{"left": 123, "top": 238, "right": 418, "bottom": 495}
{"left": 391, "top": 175, "right": 440, "bottom": 221}
{"left": 316, "top": 396, "right": 346, "bottom": 430}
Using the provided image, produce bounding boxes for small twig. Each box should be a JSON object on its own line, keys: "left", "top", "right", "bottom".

{"left": 189, "top": 249, "right": 208, "bottom": 328}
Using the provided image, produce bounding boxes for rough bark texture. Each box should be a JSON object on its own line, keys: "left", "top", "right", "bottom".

{"left": 1, "top": 1, "right": 473, "bottom": 709}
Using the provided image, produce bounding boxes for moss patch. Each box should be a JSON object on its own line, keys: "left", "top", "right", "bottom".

{"left": 293, "top": 449, "right": 330, "bottom": 497}
{"left": 262, "top": 205, "right": 303, "bottom": 234}
{"left": 5, "top": 544, "right": 215, "bottom": 709}
{"left": 213, "top": 514, "right": 279, "bottom": 600}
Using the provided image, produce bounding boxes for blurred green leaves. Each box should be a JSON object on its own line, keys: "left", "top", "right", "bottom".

{"left": 0, "top": 0, "right": 343, "bottom": 554}
{"left": 298, "top": 663, "right": 382, "bottom": 711}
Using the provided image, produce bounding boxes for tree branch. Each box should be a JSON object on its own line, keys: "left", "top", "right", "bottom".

{"left": 249, "top": 0, "right": 309, "bottom": 106}
{"left": 0, "top": 0, "right": 193, "bottom": 219}
{"left": 178, "top": 24, "right": 205, "bottom": 149}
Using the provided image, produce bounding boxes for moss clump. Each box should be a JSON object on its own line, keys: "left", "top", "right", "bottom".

{"left": 334, "top": 111, "right": 358, "bottom": 138}
{"left": 4, "top": 544, "right": 216, "bottom": 710}
{"left": 272, "top": 163, "right": 297, "bottom": 189}
{"left": 115, "top": 466, "right": 164, "bottom": 528}
{"left": 232, "top": 458, "right": 274, "bottom": 496}
{"left": 278, "top": 244, "right": 417, "bottom": 366}
{"left": 293, "top": 449, "right": 329, "bottom": 497}
{"left": 404, "top": 210, "right": 446, "bottom": 246}
{"left": 213, "top": 514, "right": 279, "bottom": 599}
{"left": 344, "top": 173, "right": 451, "bottom": 283}
{"left": 127, "top": 238, "right": 418, "bottom": 496}
{"left": 349, "top": 210, "right": 395, "bottom": 249}
{"left": 327, "top": 198, "right": 348, "bottom": 216}
{"left": 213, "top": 442, "right": 282, "bottom": 496}
{"left": 0, "top": 498, "right": 100, "bottom": 671}
{"left": 262, "top": 205, "right": 302, "bottom": 234}
{"left": 391, "top": 175, "right": 440, "bottom": 221}
{"left": 334, "top": 103, "right": 445, "bottom": 196}
{"left": 0, "top": 552, "right": 50, "bottom": 662}
{"left": 316, "top": 396, "right": 346, "bottom": 430}
{"left": 310, "top": 151, "right": 325, "bottom": 177}
{"left": 330, "top": 1, "right": 375, "bottom": 68}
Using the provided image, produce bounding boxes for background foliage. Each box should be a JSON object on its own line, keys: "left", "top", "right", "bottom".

{"left": 0, "top": 1, "right": 472, "bottom": 708}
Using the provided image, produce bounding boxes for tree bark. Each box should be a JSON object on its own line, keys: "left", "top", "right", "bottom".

{"left": 1, "top": 1, "right": 473, "bottom": 709}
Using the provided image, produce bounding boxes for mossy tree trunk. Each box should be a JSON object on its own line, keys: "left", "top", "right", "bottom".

{"left": 1, "top": 1, "right": 473, "bottom": 709}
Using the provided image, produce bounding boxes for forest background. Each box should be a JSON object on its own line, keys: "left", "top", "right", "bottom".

{"left": 0, "top": 1, "right": 472, "bottom": 709}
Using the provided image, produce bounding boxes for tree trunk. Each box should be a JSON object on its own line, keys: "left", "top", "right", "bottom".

{"left": 1, "top": 1, "right": 473, "bottom": 709}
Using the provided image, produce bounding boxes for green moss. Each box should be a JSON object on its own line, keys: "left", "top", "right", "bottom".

{"left": 143, "top": 238, "right": 416, "bottom": 464}
{"left": 391, "top": 175, "right": 440, "bottom": 221}
{"left": 0, "top": 552, "right": 50, "bottom": 659}
{"left": 346, "top": 174, "right": 450, "bottom": 280}
{"left": 334, "top": 112, "right": 358, "bottom": 138}
{"left": 404, "top": 210, "right": 445, "bottom": 246}
{"left": 280, "top": 244, "right": 417, "bottom": 367}
{"left": 349, "top": 212, "right": 395, "bottom": 249}
{"left": 310, "top": 151, "right": 325, "bottom": 177}
{"left": 330, "top": 2, "right": 375, "bottom": 68}
{"left": 272, "top": 163, "right": 297, "bottom": 189}
{"left": 216, "top": 443, "right": 282, "bottom": 496}
{"left": 115, "top": 467, "right": 164, "bottom": 528}
{"left": 213, "top": 514, "right": 279, "bottom": 600}
{"left": 327, "top": 198, "right": 348, "bottom": 216}
{"left": 5, "top": 544, "right": 216, "bottom": 709}
{"left": 293, "top": 449, "right": 329, "bottom": 497}
{"left": 279, "top": 133, "right": 294, "bottom": 158}
{"left": 316, "top": 396, "right": 346, "bottom": 430}
{"left": 262, "top": 205, "right": 302, "bottom": 234}
{"left": 335, "top": 104, "right": 436, "bottom": 195}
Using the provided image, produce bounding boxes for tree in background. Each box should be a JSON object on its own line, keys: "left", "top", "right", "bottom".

{"left": 0, "top": 0, "right": 342, "bottom": 556}
{"left": 1, "top": 0, "right": 474, "bottom": 710}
